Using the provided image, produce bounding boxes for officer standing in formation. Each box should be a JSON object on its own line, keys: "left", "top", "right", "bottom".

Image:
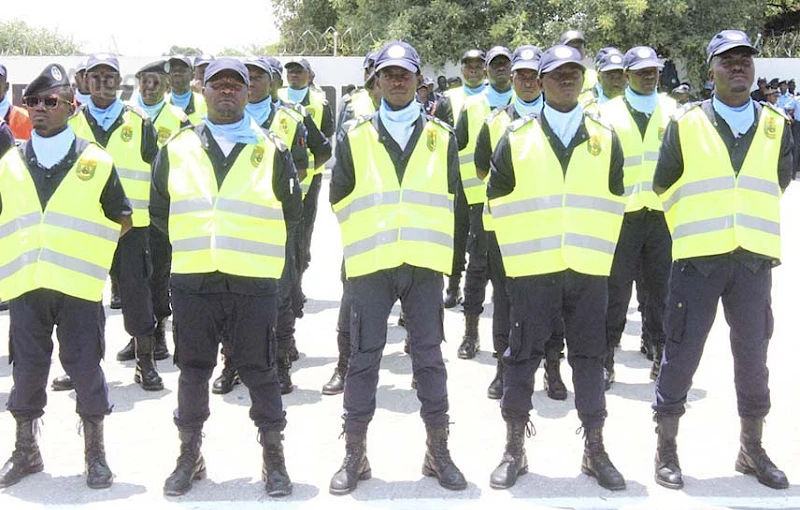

{"left": 337, "top": 52, "right": 378, "bottom": 131}
{"left": 581, "top": 47, "right": 626, "bottom": 107}
{"left": 149, "top": 58, "right": 299, "bottom": 497}
{"left": 168, "top": 56, "right": 207, "bottom": 124}
{"left": 651, "top": 30, "right": 793, "bottom": 491}
{"left": 190, "top": 54, "right": 215, "bottom": 94}
{"left": 329, "top": 41, "right": 467, "bottom": 495}
{"left": 487, "top": 44, "right": 627, "bottom": 491}
{"left": 0, "top": 63, "right": 128, "bottom": 489}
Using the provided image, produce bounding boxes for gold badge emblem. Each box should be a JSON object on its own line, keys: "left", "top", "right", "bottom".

{"left": 426, "top": 127, "right": 437, "bottom": 152}
{"left": 76, "top": 159, "right": 97, "bottom": 181}
{"left": 279, "top": 117, "right": 288, "bottom": 134}
{"left": 121, "top": 126, "right": 133, "bottom": 142}
{"left": 251, "top": 146, "right": 265, "bottom": 167}
{"left": 658, "top": 126, "right": 665, "bottom": 141}
{"left": 157, "top": 127, "right": 172, "bottom": 145}
{"left": 765, "top": 116, "right": 777, "bottom": 139}
{"left": 587, "top": 135, "right": 602, "bottom": 156}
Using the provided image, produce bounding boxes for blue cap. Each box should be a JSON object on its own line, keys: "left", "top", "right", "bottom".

{"left": 0, "top": 64, "right": 6, "bottom": 78}
{"left": 511, "top": 45, "right": 542, "bottom": 72}
{"left": 362, "top": 51, "right": 376, "bottom": 70}
{"left": 204, "top": 57, "right": 250, "bottom": 86}
{"left": 623, "top": 46, "right": 663, "bottom": 71}
{"left": 461, "top": 49, "right": 486, "bottom": 63}
{"left": 285, "top": 58, "right": 311, "bottom": 72}
{"left": 86, "top": 54, "right": 120, "bottom": 73}
{"left": 706, "top": 30, "right": 758, "bottom": 63}
{"left": 560, "top": 30, "right": 585, "bottom": 45}
{"left": 538, "top": 45, "right": 586, "bottom": 75}
{"left": 193, "top": 54, "right": 215, "bottom": 67}
{"left": 136, "top": 60, "right": 170, "bottom": 78}
{"left": 168, "top": 55, "right": 193, "bottom": 69}
{"left": 485, "top": 46, "right": 512, "bottom": 66}
{"left": 23, "top": 64, "right": 71, "bottom": 96}
{"left": 595, "top": 47, "right": 624, "bottom": 72}
{"left": 75, "top": 59, "right": 88, "bottom": 73}
{"left": 374, "top": 41, "right": 421, "bottom": 73}
{"left": 243, "top": 56, "right": 272, "bottom": 74}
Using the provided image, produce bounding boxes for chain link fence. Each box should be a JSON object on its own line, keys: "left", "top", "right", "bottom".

{"left": 275, "top": 27, "right": 379, "bottom": 56}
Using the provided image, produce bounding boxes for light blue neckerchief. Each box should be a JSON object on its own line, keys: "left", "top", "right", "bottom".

{"left": 514, "top": 94, "right": 543, "bottom": 117}
{"left": 625, "top": 86, "right": 658, "bottom": 116}
{"left": 543, "top": 103, "right": 584, "bottom": 147}
{"left": 203, "top": 113, "right": 263, "bottom": 145}
{"left": 464, "top": 84, "right": 486, "bottom": 97}
{"left": 245, "top": 96, "right": 273, "bottom": 127}
{"left": 31, "top": 125, "right": 76, "bottom": 169}
{"left": 75, "top": 91, "right": 92, "bottom": 105}
{"left": 712, "top": 96, "right": 756, "bottom": 137}
{"left": 485, "top": 85, "right": 513, "bottom": 109}
{"left": 287, "top": 87, "right": 308, "bottom": 104}
{"left": 379, "top": 98, "right": 421, "bottom": 150}
{"left": 0, "top": 94, "right": 9, "bottom": 120}
{"left": 595, "top": 83, "right": 612, "bottom": 104}
{"left": 171, "top": 90, "right": 192, "bottom": 110}
{"left": 137, "top": 95, "right": 165, "bottom": 121}
{"left": 87, "top": 97, "right": 125, "bottom": 132}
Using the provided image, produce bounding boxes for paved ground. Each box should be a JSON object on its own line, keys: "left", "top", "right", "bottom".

{"left": 1, "top": 177, "right": 799, "bottom": 510}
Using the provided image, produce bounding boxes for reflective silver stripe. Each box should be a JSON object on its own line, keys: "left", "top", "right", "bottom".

{"left": 462, "top": 177, "right": 484, "bottom": 189}
{"left": 216, "top": 198, "right": 283, "bottom": 221}
{"left": 737, "top": 214, "right": 780, "bottom": 236}
{"left": 625, "top": 185, "right": 636, "bottom": 196}
{"left": 0, "top": 212, "right": 42, "bottom": 240}
{"left": 335, "top": 191, "right": 401, "bottom": 222}
{"left": 640, "top": 181, "right": 654, "bottom": 192}
{"left": 564, "top": 233, "right": 616, "bottom": 255}
{"left": 623, "top": 155, "right": 643, "bottom": 167}
{"left": 402, "top": 190, "right": 453, "bottom": 211}
{"left": 39, "top": 249, "right": 108, "bottom": 281}
{"left": 662, "top": 177, "right": 734, "bottom": 212}
{"left": 44, "top": 212, "right": 118, "bottom": 242}
{"left": 301, "top": 181, "right": 311, "bottom": 193}
{"left": 500, "top": 236, "right": 561, "bottom": 256}
{"left": 737, "top": 176, "right": 781, "bottom": 197}
{"left": 491, "top": 195, "right": 563, "bottom": 219}
{"left": 215, "top": 236, "right": 285, "bottom": 258}
{"left": 644, "top": 151, "right": 660, "bottom": 162}
{"left": 459, "top": 153, "right": 475, "bottom": 165}
{"left": 128, "top": 198, "right": 149, "bottom": 210}
{"left": 399, "top": 227, "right": 452, "bottom": 248}
{"left": 0, "top": 249, "right": 39, "bottom": 279}
{"left": 672, "top": 216, "right": 734, "bottom": 240}
{"left": 343, "top": 230, "right": 398, "bottom": 258}
{"left": 172, "top": 237, "right": 209, "bottom": 252}
{"left": 171, "top": 198, "right": 212, "bottom": 215}
{"left": 116, "top": 167, "right": 151, "bottom": 182}
{"left": 565, "top": 194, "right": 625, "bottom": 215}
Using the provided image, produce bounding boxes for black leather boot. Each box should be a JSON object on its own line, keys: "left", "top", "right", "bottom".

{"left": 603, "top": 348, "right": 615, "bottom": 391}
{"left": 457, "top": 314, "right": 480, "bottom": 359}
{"left": 116, "top": 338, "right": 135, "bottom": 362}
{"left": 581, "top": 427, "right": 626, "bottom": 491}
{"left": 443, "top": 285, "right": 463, "bottom": 309}
{"left": 489, "top": 420, "right": 530, "bottom": 489}
{"left": 51, "top": 374, "right": 74, "bottom": 391}
{"left": 322, "top": 332, "right": 350, "bottom": 395}
{"left": 735, "top": 417, "right": 789, "bottom": 489}
{"left": 329, "top": 431, "right": 371, "bottom": 495}
{"left": 278, "top": 356, "right": 293, "bottom": 395}
{"left": 487, "top": 356, "right": 504, "bottom": 400}
{"left": 212, "top": 355, "right": 240, "bottom": 395}
{"left": 287, "top": 337, "right": 300, "bottom": 362}
{"left": 650, "top": 341, "right": 663, "bottom": 381}
{"left": 0, "top": 419, "right": 44, "bottom": 488}
{"left": 82, "top": 417, "right": 113, "bottom": 489}
{"left": 543, "top": 350, "right": 567, "bottom": 401}
{"left": 422, "top": 426, "right": 467, "bottom": 490}
{"left": 153, "top": 318, "right": 170, "bottom": 361}
{"left": 259, "top": 430, "right": 292, "bottom": 497}
{"left": 135, "top": 335, "right": 164, "bottom": 391}
{"left": 110, "top": 276, "right": 122, "bottom": 310}
{"left": 654, "top": 414, "right": 683, "bottom": 489}
{"left": 164, "top": 428, "right": 206, "bottom": 496}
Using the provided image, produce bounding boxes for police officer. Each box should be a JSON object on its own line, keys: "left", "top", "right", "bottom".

{"left": 337, "top": 52, "right": 379, "bottom": 132}
{"left": 150, "top": 58, "right": 299, "bottom": 497}
{"left": 168, "top": 56, "right": 207, "bottom": 124}
{"left": 0, "top": 63, "right": 129, "bottom": 489}
{"left": 74, "top": 59, "right": 92, "bottom": 106}
{"left": 191, "top": 54, "right": 215, "bottom": 94}
{"left": 436, "top": 49, "right": 486, "bottom": 309}
{"left": 115, "top": 60, "right": 193, "bottom": 365}
{"left": 0, "top": 64, "right": 33, "bottom": 140}
{"left": 454, "top": 46, "right": 514, "bottom": 360}
{"left": 487, "top": 45, "right": 627, "bottom": 491}
{"left": 561, "top": 30, "right": 597, "bottom": 94}
{"left": 64, "top": 54, "right": 163, "bottom": 392}
{"left": 581, "top": 47, "right": 626, "bottom": 107}
{"left": 600, "top": 46, "right": 677, "bottom": 388}
{"left": 328, "top": 41, "right": 466, "bottom": 495}
{"left": 651, "top": 30, "right": 793, "bottom": 491}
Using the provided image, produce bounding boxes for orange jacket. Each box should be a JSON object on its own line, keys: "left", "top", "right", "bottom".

{"left": 4, "top": 106, "right": 32, "bottom": 141}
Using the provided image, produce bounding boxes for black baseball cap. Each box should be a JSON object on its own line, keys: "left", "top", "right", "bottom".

{"left": 243, "top": 56, "right": 272, "bottom": 74}
{"left": 204, "top": 57, "right": 250, "bottom": 86}
{"left": 374, "top": 41, "right": 421, "bottom": 73}
{"left": 86, "top": 54, "right": 120, "bottom": 73}
{"left": 538, "top": 45, "right": 586, "bottom": 74}
{"left": 485, "top": 46, "right": 512, "bottom": 66}
{"left": 595, "top": 47, "right": 624, "bottom": 72}
{"left": 511, "top": 45, "right": 542, "bottom": 72}
{"left": 623, "top": 46, "right": 663, "bottom": 71}
{"left": 706, "top": 30, "right": 758, "bottom": 63}
{"left": 136, "top": 60, "right": 170, "bottom": 78}
{"left": 168, "top": 55, "right": 193, "bottom": 69}
{"left": 285, "top": 58, "right": 311, "bottom": 72}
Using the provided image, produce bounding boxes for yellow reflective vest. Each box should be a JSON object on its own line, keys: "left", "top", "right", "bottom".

{"left": 600, "top": 95, "right": 677, "bottom": 212}
{"left": 0, "top": 143, "right": 119, "bottom": 301}
{"left": 70, "top": 108, "right": 153, "bottom": 228}
{"left": 333, "top": 117, "right": 454, "bottom": 278}
{"left": 278, "top": 88, "right": 328, "bottom": 185}
{"left": 490, "top": 116, "right": 626, "bottom": 277}
{"left": 444, "top": 88, "right": 467, "bottom": 126}
{"left": 660, "top": 104, "right": 784, "bottom": 261}
{"left": 153, "top": 103, "right": 190, "bottom": 147}
{"left": 480, "top": 107, "right": 516, "bottom": 232}
{"left": 459, "top": 94, "right": 493, "bottom": 205}
{"left": 348, "top": 89, "right": 376, "bottom": 118}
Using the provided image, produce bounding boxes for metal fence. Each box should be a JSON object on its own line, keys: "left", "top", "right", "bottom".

{"left": 274, "top": 27, "right": 379, "bottom": 56}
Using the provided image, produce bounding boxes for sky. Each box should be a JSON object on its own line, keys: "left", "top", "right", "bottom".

{"left": 3, "top": 0, "right": 280, "bottom": 56}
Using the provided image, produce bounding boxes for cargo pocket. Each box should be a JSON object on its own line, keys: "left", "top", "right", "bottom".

{"left": 508, "top": 320, "right": 533, "bottom": 361}
{"left": 665, "top": 299, "right": 687, "bottom": 344}
{"left": 266, "top": 327, "right": 277, "bottom": 368}
{"left": 96, "top": 302, "right": 107, "bottom": 360}
{"left": 142, "top": 245, "right": 154, "bottom": 280}
{"left": 352, "top": 310, "right": 365, "bottom": 353}
{"left": 438, "top": 306, "right": 446, "bottom": 343}
{"left": 172, "top": 322, "right": 180, "bottom": 365}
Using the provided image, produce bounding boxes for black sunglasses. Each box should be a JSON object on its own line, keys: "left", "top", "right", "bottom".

{"left": 22, "top": 96, "right": 71, "bottom": 108}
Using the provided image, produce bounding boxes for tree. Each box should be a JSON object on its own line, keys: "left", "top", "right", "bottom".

{"left": 0, "top": 19, "right": 82, "bottom": 55}
{"left": 164, "top": 46, "right": 203, "bottom": 57}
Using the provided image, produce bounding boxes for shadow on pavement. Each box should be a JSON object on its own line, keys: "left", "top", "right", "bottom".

{"left": 2, "top": 473, "right": 145, "bottom": 503}
{"left": 507, "top": 472, "right": 649, "bottom": 498}
{"left": 534, "top": 392, "right": 574, "bottom": 420}
{"left": 681, "top": 474, "right": 798, "bottom": 497}
{"left": 375, "top": 384, "right": 418, "bottom": 415}
{"left": 93, "top": 381, "right": 173, "bottom": 413}
{"left": 349, "top": 476, "right": 483, "bottom": 500}
{"left": 0, "top": 392, "right": 8, "bottom": 412}
{"left": 381, "top": 351, "right": 413, "bottom": 376}
{"left": 282, "top": 387, "right": 323, "bottom": 408}
{"left": 302, "top": 299, "right": 341, "bottom": 316}
{"left": 165, "top": 478, "right": 319, "bottom": 502}
{"left": 292, "top": 355, "right": 337, "bottom": 371}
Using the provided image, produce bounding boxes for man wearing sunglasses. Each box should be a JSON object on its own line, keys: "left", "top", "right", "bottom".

{"left": 63, "top": 54, "right": 163, "bottom": 393}
{"left": 0, "top": 64, "right": 33, "bottom": 141}
{"left": 0, "top": 63, "right": 132, "bottom": 490}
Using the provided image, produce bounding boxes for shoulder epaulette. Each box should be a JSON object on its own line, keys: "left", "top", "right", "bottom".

{"left": 264, "top": 129, "right": 289, "bottom": 152}
{"left": 762, "top": 102, "right": 792, "bottom": 122}
{"left": 290, "top": 102, "right": 309, "bottom": 117}
{"left": 162, "top": 124, "right": 195, "bottom": 146}
{"left": 425, "top": 114, "right": 454, "bottom": 133}
{"left": 672, "top": 101, "right": 702, "bottom": 121}
{"left": 584, "top": 110, "right": 614, "bottom": 131}
{"left": 277, "top": 104, "right": 304, "bottom": 123}
{"left": 341, "top": 113, "right": 374, "bottom": 134}
{"left": 508, "top": 114, "right": 537, "bottom": 132}
{"left": 125, "top": 104, "right": 147, "bottom": 120}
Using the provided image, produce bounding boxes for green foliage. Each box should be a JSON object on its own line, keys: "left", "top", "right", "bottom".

{"left": 164, "top": 46, "right": 203, "bottom": 57}
{"left": 0, "top": 19, "right": 82, "bottom": 55}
